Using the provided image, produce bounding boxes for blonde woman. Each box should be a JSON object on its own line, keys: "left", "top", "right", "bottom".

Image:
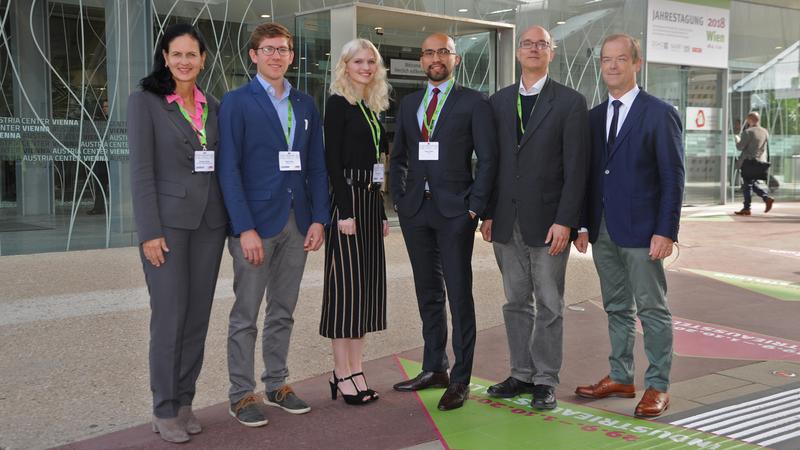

{"left": 321, "top": 38, "right": 390, "bottom": 405}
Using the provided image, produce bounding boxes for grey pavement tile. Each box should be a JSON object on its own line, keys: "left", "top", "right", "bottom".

{"left": 692, "top": 382, "right": 772, "bottom": 405}
{"left": 668, "top": 373, "right": 752, "bottom": 399}
{"left": 402, "top": 440, "right": 445, "bottom": 450}
{"left": 717, "top": 361, "right": 800, "bottom": 387}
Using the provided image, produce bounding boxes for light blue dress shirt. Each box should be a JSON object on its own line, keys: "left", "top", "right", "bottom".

{"left": 416, "top": 78, "right": 454, "bottom": 135}
{"left": 256, "top": 74, "right": 295, "bottom": 149}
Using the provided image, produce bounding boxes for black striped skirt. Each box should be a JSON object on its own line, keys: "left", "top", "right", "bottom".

{"left": 320, "top": 168, "right": 387, "bottom": 338}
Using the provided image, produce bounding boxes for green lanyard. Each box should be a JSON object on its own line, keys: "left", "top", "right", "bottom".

{"left": 357, "top": 100, "right": 381, "bottom": 161}
{"left": 176, "top": 102, "right": 209, "bottom": 147}
{"left": 284, "top": 99, "right": 293, "bottom": 148}
{"left": 421, "top": 81, "right": 454, "bottom": 141}
{"left": 516, "top": 78, "right": 547, "bottom": 135}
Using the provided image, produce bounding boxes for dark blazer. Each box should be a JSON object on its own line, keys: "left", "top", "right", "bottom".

{"left": 217, "top": 77, "right": 330, "bottom": 238}
{"left": 582, "top": 89, "right": 685, "bottom": 247}
{"left": 128, "top": 89, "right": 228, "bottom": 243}
{"left": 487, "top": 79, "right": 589, "bottom": 246}
{"left": 389, "top": 84, "right": 497, "bottom": 218}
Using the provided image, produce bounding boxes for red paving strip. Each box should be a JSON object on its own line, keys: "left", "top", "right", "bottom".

{"left": 56, "top": 355, "right": 439, "bottom": 450}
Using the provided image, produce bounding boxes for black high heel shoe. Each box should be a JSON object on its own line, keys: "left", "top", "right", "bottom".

{"left": 329, "top": 371, "right": 371, "bottom": 405}
{"left": 352, "top": 372, "right": 379, "bottom": 402}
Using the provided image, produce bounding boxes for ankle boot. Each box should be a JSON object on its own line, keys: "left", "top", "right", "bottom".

{"left": 151, "top": 416, "right": 190, "bottom": 443}
{"left": 177, "top": 405, "right": 202, "bottom": 435}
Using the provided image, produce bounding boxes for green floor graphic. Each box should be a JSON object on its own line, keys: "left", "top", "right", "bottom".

{"left": 686, "top": 269, "right": 800, "bottom": 301}
{"left": 399, "top": 359, "right": 758, "bottom": 450}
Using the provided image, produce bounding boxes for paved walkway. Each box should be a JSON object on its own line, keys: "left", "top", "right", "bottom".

{"left": 1, "top": 202, "right": 798, "bottom": 449}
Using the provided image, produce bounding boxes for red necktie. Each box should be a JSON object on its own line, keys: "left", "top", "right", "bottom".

{"left": 421, "top": 87, "right": 440, "bottom": 141}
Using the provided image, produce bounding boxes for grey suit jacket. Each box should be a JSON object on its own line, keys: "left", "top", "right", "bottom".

{"left": 735, "top": 125, "right": 769, "bottom": 169}
{"left": 487, "top": 79, "right": 590, "bottom": 247}
{"left": 128, "top": 89, "right": 228, "bottom": 243}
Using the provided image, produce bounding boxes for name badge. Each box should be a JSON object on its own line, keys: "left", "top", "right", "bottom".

{"left": 372, "top": 163, "right": 385, "bottom": 183}
{"left": 194, "top": 150, "right": 215, "bottom": 172}
{"left": 419, "top": 141, "right": 439, "bottom": 161}
{"left": 279, "top": 150, "right": 302, "bottom": 171}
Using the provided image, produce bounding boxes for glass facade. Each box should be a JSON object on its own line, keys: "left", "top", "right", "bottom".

{"left": 0, "top": 0, "right": 797, "bottom": 255}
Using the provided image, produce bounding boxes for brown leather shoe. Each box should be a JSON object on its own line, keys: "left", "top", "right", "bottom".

{"left": 393, "top": 371, "right": 450, "bottom": 392}
{"left": 734, "top": 208, "right": 751, "bottom": 216}
{"left": 575, "top": 376, "right": 635, "bottom": 399}
{"left": 437, "top": 383, "right": 469, "bottom": 411}
{"left": 765, "top": 197, "right": 774, "bottom": 213}
{"left": 635, "top": 387, "right": 670, "bottom": 417}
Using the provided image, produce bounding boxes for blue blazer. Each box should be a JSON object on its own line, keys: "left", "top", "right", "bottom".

{"left": 582, "top": 89, "right": 685, "bottom": 247}
{"left": 217, "top": 77, "right": 330, "bottom": 238}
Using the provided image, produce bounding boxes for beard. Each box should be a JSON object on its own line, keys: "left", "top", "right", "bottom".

{"left": 425, "top": 63, "right": 451, "bottom": 82}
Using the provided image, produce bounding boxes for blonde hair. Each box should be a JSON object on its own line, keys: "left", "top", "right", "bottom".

{"left": 330, "top": 39, "right": 390, "bottom": 113}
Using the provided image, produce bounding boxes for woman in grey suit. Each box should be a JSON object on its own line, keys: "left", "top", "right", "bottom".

{"left": 128, "top": 24, "right": 228, "bottom": 443}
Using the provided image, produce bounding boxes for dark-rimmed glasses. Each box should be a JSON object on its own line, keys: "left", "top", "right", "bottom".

{"left": 519, "top": 40, "right": 551, "bottom": 50}
{"left": 421, "top": 48, "right": 455, "bottom": 58}
{"left": 257, "top": 46, "right": 292, "bottom": 56}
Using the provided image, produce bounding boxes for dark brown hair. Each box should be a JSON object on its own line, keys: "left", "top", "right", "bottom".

{"left": 249, "top": 23, "right": 293, "bottom": 51}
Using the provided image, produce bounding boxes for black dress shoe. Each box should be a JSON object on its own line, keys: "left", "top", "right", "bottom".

{"left": 532, "top": 385, "right": 557, "bottom": 410}
{"left": 393, "top": 371, "right": 450, "bottom": 392}
{"left": 487, "top": 377, "right": 535, "bottom": 398}
{"left": 438, "top": 383, "right": 469, "bottom": 411}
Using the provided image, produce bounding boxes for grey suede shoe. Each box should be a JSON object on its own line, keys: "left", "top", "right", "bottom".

{"left": 177, "top": 406, "right": 202, "bottom": 435}
{"left": 151, "top": 416, "right": 190, "bottom": 443}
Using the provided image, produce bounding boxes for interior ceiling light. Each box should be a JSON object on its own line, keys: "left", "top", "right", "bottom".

{"left": 775, "top": 46, "right": 783, "bottom": 49}
{"left": 458, "top": 8, "right": 468, "bottom": 12}
{"left": 260, "top": 14, "right": 271, "bottom": 18}
{"left": 556, "top": 20, "right": 566, "bottom": 24}
{"left": 488, "top": 8, "right": 513, "bottom": 14}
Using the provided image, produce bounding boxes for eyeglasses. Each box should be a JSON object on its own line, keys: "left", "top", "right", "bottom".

{"left": 519, "top": 40, "right": 551, "bottom": 50}
{"left": 421, "top": 48, "right": 455, "bottom": 58}
{"left": 257, "top": 46, "right": 292, "bottom": 56}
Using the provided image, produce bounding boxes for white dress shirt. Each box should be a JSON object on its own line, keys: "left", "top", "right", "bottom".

{"left": 605, "top": 85, "right": 640, "bottom": 142}
{"left": 519, "top": 75, "right": 547, "bottom": 97}
{"left": 416, "top": 78, "right": 454, "bottom": 132}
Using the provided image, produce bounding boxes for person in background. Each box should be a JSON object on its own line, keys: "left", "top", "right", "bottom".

{"left": 734, "top": 111, "right": 773, "bottom": 215}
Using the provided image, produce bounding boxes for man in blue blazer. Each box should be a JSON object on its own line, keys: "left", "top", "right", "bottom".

{"left": 217, "top": 23, "right": 329, "bottom": 427}
{"left": 573, "top": 34, "right": 684, "bottom": 418}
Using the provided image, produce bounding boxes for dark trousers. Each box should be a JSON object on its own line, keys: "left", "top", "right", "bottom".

{"left": 399, "top": 198, "right": 478, "bottom": 384}
{"left": 742, "top": 177, "right": 769, "bottom": 210}
{"left": 141, "top": 217, "right": 226, "bottom": 418}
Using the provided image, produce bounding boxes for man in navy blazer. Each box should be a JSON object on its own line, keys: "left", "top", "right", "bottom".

{"left": 217, "top": 23, "right": 329, "bottom": 427}
{"left": 574, "top": 34, "right": 684, "bottom": 418}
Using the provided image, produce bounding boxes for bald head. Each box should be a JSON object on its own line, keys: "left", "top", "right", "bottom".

{"left": 516, "top": 26, "right": 554, "bottom": 77}
{"left": 519, "top": 26, "right": 552, "bottom": 46}
{"left": 420, "top": 32, "right": 461, "bottom": 84}
{"left": 422, "top": 33, "right": 455, "bottom": 52}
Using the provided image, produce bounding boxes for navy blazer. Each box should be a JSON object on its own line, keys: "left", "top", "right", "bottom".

{"left": 217, "top": 77, "right": 329, "bottom": 238}
{"left": 389, "top": 84, "right": 497, "bottom": 218}
{"left": 582, "top": 89, "right": 685, "bottom": 247}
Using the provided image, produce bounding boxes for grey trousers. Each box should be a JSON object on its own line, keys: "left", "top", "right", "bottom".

{"left": 492, "top": 221, "right": 570, "bottom": 387}
{"left": 227, "top": 213, "right": 308, "bottom": 404}
{"left": 143, "top": 218, "right": 226, "bottom": 418}
{"left": 592, "top": 218, "right": 673, "bottom": 392}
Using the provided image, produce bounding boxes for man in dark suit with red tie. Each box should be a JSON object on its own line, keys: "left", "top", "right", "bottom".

{"left": 390, "top": 33, "right": 497, "bottom": 411}
{"left": 574, "top": 34, "right": 684, "bottom": 418}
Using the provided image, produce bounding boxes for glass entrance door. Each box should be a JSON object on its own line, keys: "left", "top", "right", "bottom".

{"left": 647, "top": 63, "right": 726, "bottom": 205}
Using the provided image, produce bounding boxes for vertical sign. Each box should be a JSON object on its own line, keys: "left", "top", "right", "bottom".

{"left": 647, "top": 0, "right": 730, "bottom": 69}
